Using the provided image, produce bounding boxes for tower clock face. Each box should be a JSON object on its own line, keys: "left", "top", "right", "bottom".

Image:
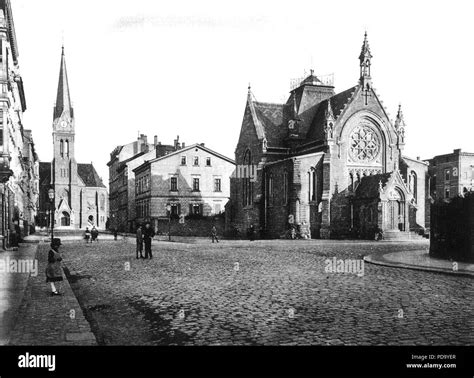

{"left": 60, "top": 120, "right": 68, "bottom": 128}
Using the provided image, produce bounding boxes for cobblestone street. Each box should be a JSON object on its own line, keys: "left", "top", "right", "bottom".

{"left": 63, "top": 239, "right": 473, "bottom": 346}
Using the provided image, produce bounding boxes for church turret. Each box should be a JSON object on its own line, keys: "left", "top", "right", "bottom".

{"left": 324, "top": 99, "right": 335, "bottom": 142}
{"left": 359, "top": 32, "right": 372, "bottom": 88}
{"left": 54, "top": 46, "right": 74, "bottom": 121}
{"left": 394, "top": 104, "right": 406, "bottom": 149}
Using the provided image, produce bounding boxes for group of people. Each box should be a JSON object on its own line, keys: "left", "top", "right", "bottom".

{"left": 84, "top": 226, "right": 99, "bottom": 243}
{"left": 135, "top": 222, "right": 156, "bottom": 259}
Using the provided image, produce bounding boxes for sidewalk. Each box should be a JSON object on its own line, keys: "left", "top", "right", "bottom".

{"left": 0, "top": 244, "right": 37, "bottom": 345}
{"left": 364, "top": 249, "right": 474, "bottom": 277}
{"left": 7, "top": 241, "right": 97, "bottom": 345}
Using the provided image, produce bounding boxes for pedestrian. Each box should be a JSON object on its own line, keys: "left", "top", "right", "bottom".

{"left": 248, "top": 224, "right": 255, "bottom": 241}
{"left": 136, "top": 224, "right": 144, "bottom": 259}
{"left": 143, "top": 222, "right": 155, "bottom": 259}
{"left": 211, "top": 225, "right": 219, "bottom": 243}
{"left": 45, "top": 238, "right": 63, "bottom": 296}
{"left": 84, "top": 227, "right": 91, "bottom": 243}
{"left": 113, "top": 228, "right": 118, "bottom": 241}
{"left": 91, "top": 226, "right": 99, "bottom": 242}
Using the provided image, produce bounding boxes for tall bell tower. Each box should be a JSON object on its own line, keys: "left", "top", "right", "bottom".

{"left": 52, "top": 46, "right": 77, "bottom": 212}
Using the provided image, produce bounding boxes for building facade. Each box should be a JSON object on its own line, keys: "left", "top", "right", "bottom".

{"left": 133, "top": 143, "right": 234, "bottom": 231}
{"left": 108, "top": 134, "right": 184, "bottom": 232}
{"left": 427, "top": 149, "right": 474, "bottom": 200}
{"left": 0, "top": 0, "right": 39, "bottom": 248}
{"left": 39, "top": 48, "right": 108, "bottom": 230}
{"left": 227, "top": 33, "right": 429, "bottom": 239}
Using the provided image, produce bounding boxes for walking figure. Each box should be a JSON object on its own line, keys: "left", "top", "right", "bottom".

{"left": 84, "top": 227, "right": 91, "bottom": 243}
{"left": 136, "top": 224, "right": 144, "bottom": 259}
{"left": 248, "top": 224, "right": 255, "bottom": 241}
{"left": 143, "top": 222, "right": 155, "bottom": 259}
{"left": 45, "top": 238, "right": 63, "bottom": 296}
{"left": 113, "top": 228, "right": 118, "bottom": 241}
{"left": 211, "top": 225, "right": 219, "bottom": 243}
{"left": 91, "top": 226, "right": 99, "bottom": 242}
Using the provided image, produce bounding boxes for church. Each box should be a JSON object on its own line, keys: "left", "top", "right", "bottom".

{"left": 39, "top": 48, "right": 108, "bottom": 230}
{"left": 227, "top": 33, "right": 429, "bottom": 240}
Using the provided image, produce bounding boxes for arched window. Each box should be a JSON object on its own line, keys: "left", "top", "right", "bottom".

{"left": 410, "top": 171, "right": 417, "bottom": 202}
{"left": 242, "top": 149, "right": 253, "bottom": 207}
{"left": 60, "top": 139, "right": 64, "bottom": 157}
{"left": 100, "top": 193, "right": 106, "bottom": 210}
{"left": 65, "top": 140, "right": 69, "bottom": 157}
{"left": 61, "top": 212, "right": 70, "bottom": 226}
{"left": 312, "top": 170, "right": 317, "bottom": 202}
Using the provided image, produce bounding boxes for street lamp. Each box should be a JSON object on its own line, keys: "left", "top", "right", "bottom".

{"left": 166, "top": 204, "right": 171, "bottom": 241}
{"left": 48, "top": 188, "right": 55, "bottom": 243}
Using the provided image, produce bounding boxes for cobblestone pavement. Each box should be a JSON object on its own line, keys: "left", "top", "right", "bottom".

{"left": 63, "top": 239, "right": 473, "bottom": 346}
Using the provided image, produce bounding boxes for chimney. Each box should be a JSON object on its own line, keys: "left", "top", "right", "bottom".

{"left": 181, "top": 142, "right": 185, "bottom": 148}
{"left": 200, "top": 143, "right": 205, "bottom": 147}
{"left": 454, "top": 148, "right": 461, "bottom": 154}
{"left": 154, "top": 135, "right": 158, "bottom": 146}
{"left": 174, "top": 135, "right": 180, "bottom": 150}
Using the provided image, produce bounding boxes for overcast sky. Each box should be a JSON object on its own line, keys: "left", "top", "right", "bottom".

{"left": 11, "top": 0, "right": 474, "bottom": 184}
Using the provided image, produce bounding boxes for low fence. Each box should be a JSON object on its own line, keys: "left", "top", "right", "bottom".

{"left": 430, "top": 193, "right": 474, "bottom": 263}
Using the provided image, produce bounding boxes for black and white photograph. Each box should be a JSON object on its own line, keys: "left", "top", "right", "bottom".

{"left": 0, "top": 0, "right": 473, "bottom": 376}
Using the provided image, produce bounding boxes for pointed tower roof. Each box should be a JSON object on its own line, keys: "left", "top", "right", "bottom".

{"left": 394, "top": 104, "right": 406, "bottom": 129}
{"left": 359, "top": 31, "right": 372, "bottom": 62}
{"left": 359, "top": 31, "right": 373, "bottom": 86}
{"left": 53, "top": 46, "right": 74, "bottom": 120}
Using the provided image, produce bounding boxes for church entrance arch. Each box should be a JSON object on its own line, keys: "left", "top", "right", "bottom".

{"left": 387, "top": 187, "right": 405, "bottom": 231}
{"left": 61, "top": 212, "right": 70, "bottom": 227}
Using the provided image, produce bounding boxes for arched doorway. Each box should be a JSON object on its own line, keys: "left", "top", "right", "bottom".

{"left": 388, "top": 187, "right": 405, "bottom": 231}
{"left": 61, "top": 212, "right": 70, "bottom": 227}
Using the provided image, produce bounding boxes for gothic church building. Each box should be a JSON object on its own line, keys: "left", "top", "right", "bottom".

{"left": 39, "top": 48, "right": 108, "bottom": 230}
{"left": 228, "top": 33, "right": 429, "bottom": 239}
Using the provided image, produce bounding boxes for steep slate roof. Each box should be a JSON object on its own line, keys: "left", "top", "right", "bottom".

{"left": 253, "top": 101, "right": 287, "bottom": 147}
{"left": 77, "top": 164, "right": 106, "bottom": 188}
{"left": 307, "top": 85, "right": 358, "bottom": 140}
{"left": 355, "top": 172, "right": 392, "bottom": 199}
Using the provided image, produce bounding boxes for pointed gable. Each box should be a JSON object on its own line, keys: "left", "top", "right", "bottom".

{"left": 253, "top": 101, "right": 286, "bottom": 147}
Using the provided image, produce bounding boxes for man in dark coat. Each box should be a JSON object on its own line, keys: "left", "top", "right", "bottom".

{"left": 136, "top": 225, "right": 144, "bottom": 259}
{"left": 211, "top": 225, "right": 219, "bottom": 243}
{"left": 143, "top": 222, "right": 155, "bottom": 259}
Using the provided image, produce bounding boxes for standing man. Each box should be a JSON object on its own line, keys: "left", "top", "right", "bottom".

{"left": 136, "top": 224, "right": 144, "bottom": 259}
{"left": 211, "top": 225, "right": 219, "bottom": 243}
{"left": 143, "top": 222, "right": 155, "bottom": 259}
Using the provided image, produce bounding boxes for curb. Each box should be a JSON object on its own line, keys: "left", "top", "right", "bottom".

{"left": 364, "top": 253, "right": 474, "bottom": 278}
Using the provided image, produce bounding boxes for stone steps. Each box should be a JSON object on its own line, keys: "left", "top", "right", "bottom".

{"left": 383, "top": 230, "right": 426, "bottom": 241}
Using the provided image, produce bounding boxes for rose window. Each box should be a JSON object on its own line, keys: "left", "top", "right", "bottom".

{"left": 349, "top": 124, "right": 380, "bottom": 162}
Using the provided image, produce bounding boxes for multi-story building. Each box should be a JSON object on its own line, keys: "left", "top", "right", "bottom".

{"left": 0, "top": 1, "right": 39, "bottom": 248}
{"left": 427, "top": 149, "right": 474, "bottom": 200}
{"left": 227, "top": 33, "right": 429, "bottom": 239}
{"left": 108, "top": 134, "right": 184, "bottom": 232}
{"left": 133, "top": 143, "right": 234, "bottom": 231}
{"left": 39, "top": 47, "right": 108, "bottom": 230}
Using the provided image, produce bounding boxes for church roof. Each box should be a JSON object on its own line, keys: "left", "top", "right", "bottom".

{"left": 53, "top": 47, "right": 74, "bottom": 120}
{"left": 252, "top": 101, "right": 286, "bottom": 147}
{"left": 77, "top": 164, "right": 106, "bottom": 188}
{"left": 38, "top": 161, "right": 105, "bottom": 188}
{"left": 306, "top": 85, "right": 358, "bottom": 140}
{"left": 355, "top": 172, "right": 392, "bottom": 199}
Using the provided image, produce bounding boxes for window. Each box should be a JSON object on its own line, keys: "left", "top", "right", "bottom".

{"left": 60, "top": 139, "right": 64, "bottom": 157}
{"left": 214, "top": 178, "right": 221, "bottom": 192}
{"left": 308, "top": 172, "right": 311, "bottom": 202}
{"left": 312, "top": 170, "right": 317, "bottom": 201}
{"left": 171, "top": 203, "right": 180, "bottom": 216}
{"left": 242, "top": 149, "right": 253, "bottom": 207}
{"left": 445, "top": 169, "right": 450, "bottom": 182}
{"left": 191, "top": 203, "right": 202, "bottom": 215}
{"left": 65, "top": 140, "right": 69, "bottom": 157}
{"left": 0, "top": 110, "right": 3, "bottom": 147}
{"left": 193, "top": 178, "right": 200, "bottom": 191}
{"left": 206, "top": 157, "right": 211, "bottom": 166}
{"left": 193, "top": 156, "right": 199, "bottom": 166}
{"left": 445, "top": 187, "right": 450, "bottom": 199}
{"left": 283, "top": 171, "right": 288, "bottom": 205}
{"left": 181, "top": 156, "right": 186, "bottom": 165}
{"left": 409, "top": 171, "right": 417, "bottom": 202}
{"left": 268, "top": 174, "right": 274, "bottom": 205}
{"left": 170, "top": 177, "right": 178, "bottom": 191}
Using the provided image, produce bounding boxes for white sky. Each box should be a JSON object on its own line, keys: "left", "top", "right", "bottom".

{"left": 11, "top": 0, "right": 474, "bottom": 184}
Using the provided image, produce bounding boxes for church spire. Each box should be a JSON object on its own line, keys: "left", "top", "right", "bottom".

{"left": 394, "top": 104, "right": 406, "bottom": 147}
{"left": 359, "top": 31, "right": 372, "bottom": 87}
{"left": 53, "top": 46, "right": 73, "bottom": 120}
